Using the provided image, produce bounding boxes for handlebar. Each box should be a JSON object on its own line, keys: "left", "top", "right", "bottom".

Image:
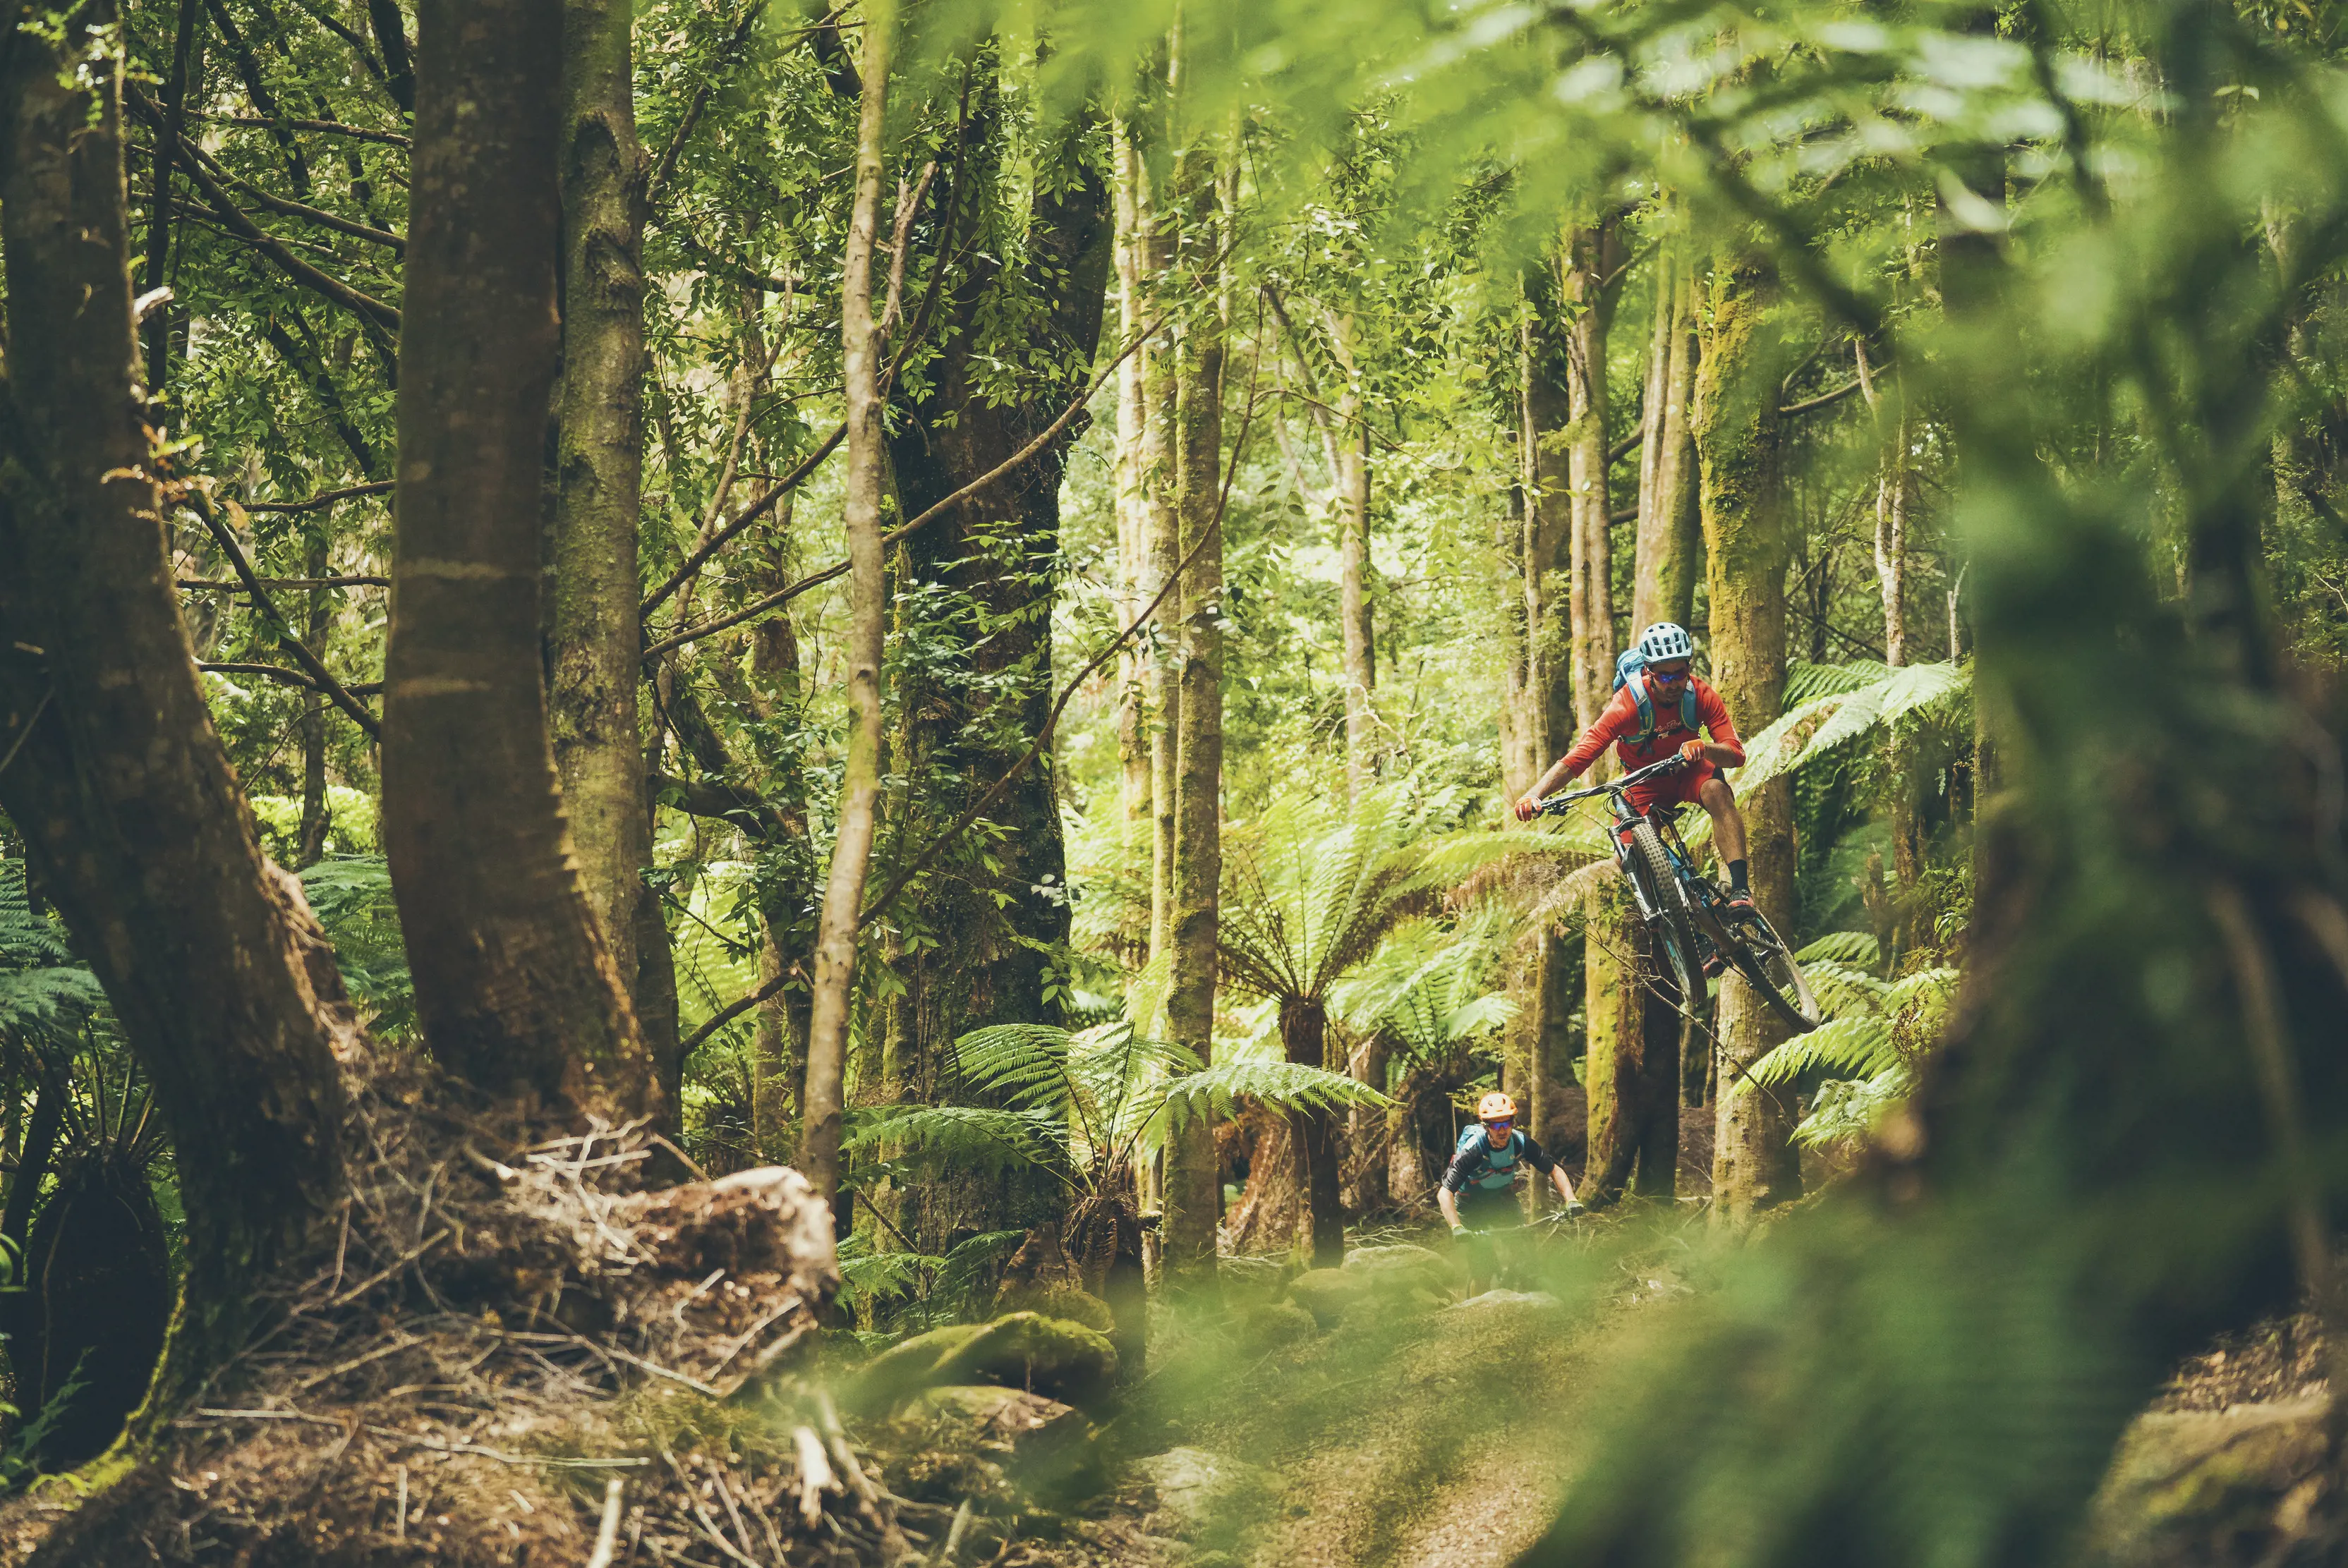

{"left": 1531, "top": 755, "right": 1688, "bottom": 815}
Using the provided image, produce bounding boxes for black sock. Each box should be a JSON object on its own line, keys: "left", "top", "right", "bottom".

{"left": 1728, "top": 859, "right": 1749, "bottom": 893}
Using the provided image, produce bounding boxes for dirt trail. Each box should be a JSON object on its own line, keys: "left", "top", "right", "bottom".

{"left": 1167, "top": 1285, "right": 1611, "bottom": 1568}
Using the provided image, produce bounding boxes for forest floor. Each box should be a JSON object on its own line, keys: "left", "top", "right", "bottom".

{"left": 1094, "top": 1213, "right": 1684, "bottom": 1568}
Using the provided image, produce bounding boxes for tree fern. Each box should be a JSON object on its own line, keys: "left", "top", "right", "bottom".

{"left": 0, "top": 864, "right": 103, "bottom": 1036}
{"left": 298, "top": 856, "right": 413, "bottom": 1037}
{"left": 859, "top": 1021, "right": 1385, "bottom": 1187}
{"left": 1736, "top": 661, "right": 1969, "bottom": 796}
{"left": 1741, "top": 961, "right": 1961, "bottom": 1147}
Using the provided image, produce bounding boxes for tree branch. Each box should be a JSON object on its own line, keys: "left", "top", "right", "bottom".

{"left": 181, "top": 574, "right": 388, "bottom": 590}
{"left": 130, "top": 85, "right": 401, "bottom": 338}
{"left": 185, "top": 496, "right": 383, "bottom": 739}
{"left": 1781, "top": 377, "right": 1865, "bottom": 418}
{"left": 198, "top": 661, "right": 385, "bottom": 698}
{"left": 855, "top": 341, "right": 1266, "bottom": 932}
{"left": 196, "top": 112, "right": 410, "bottom": 149}
{"left": 243, "top": 479, "right": 396, "bottom": 514}
{"left": 642, "top": 311, "right": 1171, "bottom": 663}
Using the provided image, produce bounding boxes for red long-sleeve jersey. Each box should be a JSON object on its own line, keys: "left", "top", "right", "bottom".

{"left": 1556, "top": 674, "right": 1746, "bottom": 781}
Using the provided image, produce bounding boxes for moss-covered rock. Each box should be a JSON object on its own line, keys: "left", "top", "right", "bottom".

{"left": 2088, "top": 1395, "right": 2334, "bottom": 1564}
{"left": 1240, "top": 1297, "right": 1321, "bottom": 1347}
{"left": 849, "top": 1313, "right": 1120, "bottom": 1414}
{"left": 1285, "top": 1268, "right": 1369, "bottom": 1328}
{"left": 998, "top": 1284, "right": 1113, "bottom": 1334}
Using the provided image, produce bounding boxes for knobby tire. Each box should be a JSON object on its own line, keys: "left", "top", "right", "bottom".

{"left": 1627, "top": 822, "right": 1707, "bottom": 1011}
{"left": 1718, "top": 909, "right": 1822, "bottom": 1035}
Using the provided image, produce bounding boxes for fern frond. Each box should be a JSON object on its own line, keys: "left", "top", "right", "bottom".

{"left": 1784, "top": 659, "right": 1892, "bottom": 704}
{"left": 1798, "top": 930, "right": 1882, "bottom": 968}
{"left": 1743, "top": 1013, "right": 1900, "bottom": 1089}
{"left": 843, "top": 1104, "right": 1072, "bottom": 1180}
{"left": 947, "top": 1023, "right": 1082, "bottom": 1115}
{"left": 1803, "top": 959, "right": 1893, "bottom": 1019}
{"left": 1793, "top": 1069, "right": 1913, "bottom": 1148}
{"left": 1156, "top": 1058, "right": 1391, "bottom": 1132}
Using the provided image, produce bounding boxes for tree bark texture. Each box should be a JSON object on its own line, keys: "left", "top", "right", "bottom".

{"left": 143, "top": 0, "right": 206, "bottom": 397}
{"left": 1563, "top": 222, "right": 1622, "bottom": 730}
{"left": 799, "top": 0, "right": 895, "bottom": 1213}
{"left": 880, "top": 87, "right": 1112, "bottom": 1251}
{"left": 1518, "top": 302, "right": 1575, "bottom": 756}
{"left": 1160, "top": 56, "right": 1225, "bottom": 1284}
{"left": 1327, "top": 312, "right": 1376, "bottom": 797}
{"left": 384, "top": 0, "right": 655, "bottom": 1119}
{"left": 296, "top": 537, "right": 332, "bottom": 868}
{"left": 1112, "top": 116, "right": 1159, "bottom": 832}
{"left": 550, "top": 0, "right": 665, "bottom": 1107}
{"left": 1282, "top": 998, "right": 1344, "bottom": 1267}
{"left": 0, "top": 3, "right": 352, "bottom": 1389}
{"left": 1693, "top": 250, "right": 1801, "bottom": 1222}
{"left": 1581, "top": 885, "right": 1681, "bottom": 1203}
{"left": 1633, "top": 251, "right": 1702, "bottom": 632}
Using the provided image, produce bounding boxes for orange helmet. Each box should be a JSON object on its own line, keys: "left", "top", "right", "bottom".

{"left": 1476, "top": 1091, "right": 1517, "bottom": 1122}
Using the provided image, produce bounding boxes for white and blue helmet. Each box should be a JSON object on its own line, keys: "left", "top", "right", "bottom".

{"left": 1636, "top": 621, "right": 1695, "bottom": 663}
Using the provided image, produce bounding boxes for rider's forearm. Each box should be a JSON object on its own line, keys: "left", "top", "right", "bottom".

{"left": 1438, "top": 1188, "right": 1461, "bottom": 1229}
{"left": 1551, "top": 1167, "right": 1577, "bottom": 1204}
{"left": 1527, "top": 755, "right": 1580, "bottom": 801}
{"left": 1700, "top": 741, "right": 1743, "bottom": 768}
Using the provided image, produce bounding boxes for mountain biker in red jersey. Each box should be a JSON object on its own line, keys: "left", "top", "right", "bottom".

{"left": 1510, "top": 621, "right": 1757, "bottom": 916}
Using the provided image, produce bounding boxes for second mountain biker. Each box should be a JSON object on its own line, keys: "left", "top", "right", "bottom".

{"left": 1511, "top": 621, "right": 1755, "bottom": 918}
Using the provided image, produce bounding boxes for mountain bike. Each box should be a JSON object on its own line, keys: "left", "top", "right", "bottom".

{"left": 1535, "top": 756, "right": 1821, "bottom": 1035}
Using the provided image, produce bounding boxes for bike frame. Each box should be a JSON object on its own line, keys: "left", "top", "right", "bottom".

{"left": 1538, "top": 756, "right": 1708, "bottom": 927}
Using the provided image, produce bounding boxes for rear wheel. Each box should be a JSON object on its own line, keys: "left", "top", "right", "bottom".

{"left": 1717, "top": 908, "right": 1821, "bottom": 1034}
{"left": 1626, "top": 822, "right": 1706, "bottom": 1011}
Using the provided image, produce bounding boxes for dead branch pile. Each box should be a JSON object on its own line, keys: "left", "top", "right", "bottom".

{"left": 0, "top": 1055, "right": 940, "bottom": 1568}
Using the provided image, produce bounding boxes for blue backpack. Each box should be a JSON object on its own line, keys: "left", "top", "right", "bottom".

{"left": 1613, "top": 647, "right": 1701, "bottom": 744}
{"left": 1453, "top": 1122, "right": 1523, "bottom": 1193}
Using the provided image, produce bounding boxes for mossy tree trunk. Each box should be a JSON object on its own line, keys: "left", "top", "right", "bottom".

{"left": 1281, "top": 997, "right": 1345, "bottom": 1268}
{"left": 0, "top": 0, "right": 351, "bottom": 1395}
{"left": 880, "top": 82, "right": 1112, "bottom": 1252}
{"left": 550, "top": 0, "right": 670, "bottom": 1112}
{"left": 1633, "top": 247, "right": 1703, "bottom": 633}
{"left": 1517, "top": 274, "right": 1578, "bottom": 1165}
{"left": 799, "top": 0, "right": 895, "bottom": 1213}
{"left": 1693, "top": 248, "right": 1801, "bottom": 1222}
{"left": 1563, "top": 221, "right": 1622, "bottom": 729}
{"left": 1161, "top": 20, "right": 1225, "bottom": 1286}
{"left": 384, "top": 0, "right": 655, "bottom": 1123}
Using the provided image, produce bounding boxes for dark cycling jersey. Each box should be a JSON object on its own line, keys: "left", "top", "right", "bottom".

{"left": 1440, "top": 1126, "right": 1558, "bottom": 1196}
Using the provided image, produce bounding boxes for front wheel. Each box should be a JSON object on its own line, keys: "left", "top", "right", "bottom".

{"left": 1626, "top": 822, "right": 1707, "bottom": 1011}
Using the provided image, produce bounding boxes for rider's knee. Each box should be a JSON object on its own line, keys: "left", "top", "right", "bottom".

{"left": 1700, "top": 777, "right": 1738, "bottom": 811}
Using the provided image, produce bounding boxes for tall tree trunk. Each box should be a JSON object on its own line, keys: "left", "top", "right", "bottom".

{"left": 1584, "top": 904, "right": 1683, "bottom": 1203}
{"left": 1343, "top": 1028, "right": 1391, "bottom": 1215}
{"left": 384, "top": 0, "right": 654, "bottom": 1119}
{"left": 0, "top": 4, "right": 351, "bottom": 1394}
{"left": 1161, "top": 25, "right": 1224, "bottom": 1284}
{"left": 1282, "top": 998, "right": 1345, "bottom": 1267}
{"left": 143, "top": 0, "right": 205, "bottom": 399}
{"left": 799, "top": 0, "right": 894, "bottom": 1213}
{"left": 1563, "top": 221, "right": 1622, "bottom": 729}
{"left": 550, "top": 0, "right": 665, "bottom": 1110}
{"left": 296, "top": 535, "right": 332, "bottom": 868}
{"left": 1633, "top": 251, "right": 1702, "bottom": 631}
{"left": 1113, "top": 116, "right": 1158, "bottom": 833}
{"left": 1329, "top": 312, "right": 1376, "bottom": 796}
{"left": 1693, "top": 249, "right": 1801, "bottom": 1222}
{"left": 880, "top": 87, "right": 1111, "bottom": 1252}
{"left": 1520, "top": 279, "right": 1580, "bottom": 1174}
